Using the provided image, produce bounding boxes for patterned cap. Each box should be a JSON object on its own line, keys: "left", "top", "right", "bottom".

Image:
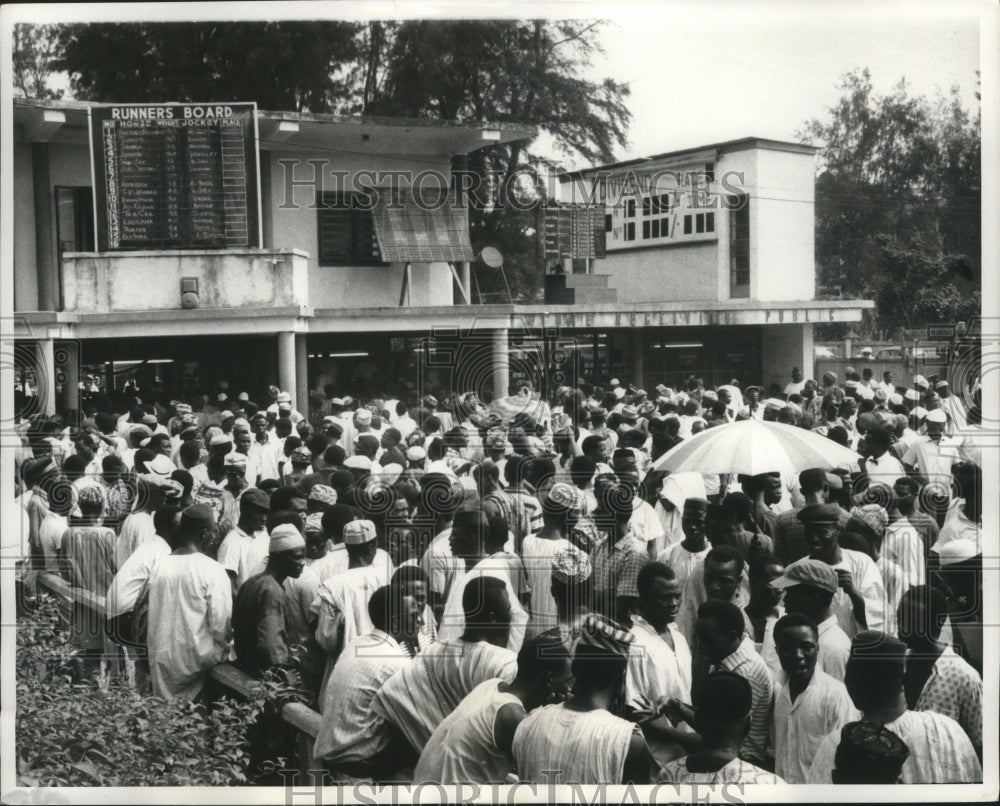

{"left": 76, "top": 485, "right": 105, "bottom": 509}
{"left": 835, "top": 721, "right": 910, "bottom": 778}
{"left": 343, "top": 519, "right": 377, "bottom": 545}
{"left": 551, "top": 544, "right": 592, "bottom": 584}
{"left": 290, "top": 447, "right": 313, "bottom": 466}
{"left": 547, "top": 482, "right": 583, "bottom": 512}
{"left": 571, "top": 517, "right": 600, "bottom": 553}
{"left": 849, "top": 504, "right": 888, "bottom": 537}
{"left": 270, "top": 523, "right": 305, "bottom": 553}
{"left": 223, "top": 452, "right": 247, "bottom": 469}
{"left": 308, "top": 484, "right": 338, "bottom": 506}
{"left": 576, "top": 614, "right": 635, "bottom": 658}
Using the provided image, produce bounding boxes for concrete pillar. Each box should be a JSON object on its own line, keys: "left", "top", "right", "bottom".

{"left": 32, "top": 143, "right": 58, "bottom": 311}
{"left": 58, "top": 340, "right": 79, "bottom": 414}
{"left": 801, "top": 323, "right": 815, "bottom": 383}
{"left": 561, "top": 258, "right": 573, "bottom": 274}
{"left": 277, "top": 331, "right": 296, "bottom": 404}
{"left": 36, "top": 338, "right": 56, "bottom": 416}
{"left": 294, "top": 334, "right": 309, "bottom": 415}
{"left": 631, "top": 329, "right": 645, "bottom": 389}
{"left": 492, "top": 328, "right": 510, "bottom": 402}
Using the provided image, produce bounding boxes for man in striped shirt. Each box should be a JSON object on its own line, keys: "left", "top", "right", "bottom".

{"left": 696, "top": 600, "right": 773, "bottom": 766}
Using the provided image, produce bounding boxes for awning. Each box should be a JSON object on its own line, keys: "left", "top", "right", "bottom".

{"left": 370, "top": 188, "right": 475, "bottom": 263}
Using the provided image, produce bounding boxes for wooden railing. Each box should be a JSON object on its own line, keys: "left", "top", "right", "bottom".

{"left": 34, "top": 571, "right": 324, "bottom": 776}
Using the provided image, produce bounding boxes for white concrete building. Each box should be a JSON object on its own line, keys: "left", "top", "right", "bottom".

{"left": 12, "top": 99, "right": 871, "bottom": 414}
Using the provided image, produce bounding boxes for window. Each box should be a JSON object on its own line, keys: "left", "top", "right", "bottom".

{"left": 696, "top": 213, "right": 705, "bottom": 234}
{"left": 642, "top": 220, "right": 651, "bottom": 239}
{"left": 55, "top": 187, "right": 95, "bottom": 256}
{"left": 642, "top": 197, "right": 651, "bottom": 216}
{"left": 706, "top": 212, "right": 715, "bottom": 233}
{"left": 683, "top": 215, "right": 692, "bottom": 235}
{"left": 651, "top": 219, "right": 660, "bottom": 238}
{"left": 625, "top": 198, "right": 636, "bottom": 218}
{"left": 605, "top": 213, "right": 612, "bottom": 232}
{"left": 625, "top": 222, "right": 636, "bottom": 241}
{"left": 705, "top": 162, "right": 716, "bottom": 182}
{"left": 317, "top": 192, "right": 386, "bottom": 266}
{"left": 729, "top": 193, "right": 750, "bottom": 298}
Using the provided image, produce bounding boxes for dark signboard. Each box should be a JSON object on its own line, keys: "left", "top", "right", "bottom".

{"left": 539, "top": 204, "right": 603, "bottom": 260}
{"left": 90, "top": 103, "right": 261, "bottom": 251}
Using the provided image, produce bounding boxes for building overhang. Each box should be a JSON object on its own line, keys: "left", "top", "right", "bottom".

{"left": 13, "top": 98, "right": 538, "bottom": 156}
{"left": 13, "top": 299, "right": 872, "bottom": 341}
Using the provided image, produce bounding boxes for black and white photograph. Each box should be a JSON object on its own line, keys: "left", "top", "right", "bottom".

{"left": 0, "top": 1, "right": 996, "bottom": 802}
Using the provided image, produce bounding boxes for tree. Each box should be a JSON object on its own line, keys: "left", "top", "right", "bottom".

{"left": 13, "top": 24, "right": 64, "bottom": 100}
{"left": 54, "top": 22, "right": 361, "bottom": 112}
{"left": 366, "top": 20, "right": 632, "bottom": 301}
{"left": 800, "top": 69, "right": 981, "bottom": 339}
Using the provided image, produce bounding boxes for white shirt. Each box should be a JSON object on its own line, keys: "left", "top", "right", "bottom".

{"left": 116, "top": 511, "right": 158, "bottom": 570}
{"left": 147, "top": 552, "right": 233, "bottom": 700}
{"left": 902, "top": 435, "right": 964, "bottom": 486}
{"left": 520, "top": 534, "right": 574, "bottom": 637}
{"left": 413, "top": 678, "right": 522, "bottom": 785}
{"left": 106, "top": 534, "right": 171, "bottom": 617}
{"left": 656, "top": 542, "right": 709, "bottom": 595}
{"left": 216, "top": 526, "right": 269, "bottom": 590}
{"left": 629, "top": 498, "right": 665, "bottom": 549}
{"left": 808, "top": 708, "right": 982, "bottom": 784}
{"left": 39, "top": 512, "right": 69, "bottom": 574}
{"left": 773, "top": 667, "right": 858, "bottom": 783}
{"left": 313, "top": 629, "right": 414, "bottom": 764}
{"left": 882, "top": 517, "right": 927, "bottom": 591}
{"left": 437, "top": 557, "right": 528, "bottom": 653}
{"left": 372, "top": 638, "right": 517, "bottom": 753}
{"left": 865, "top": 451, "right": 905, "bottom": 488}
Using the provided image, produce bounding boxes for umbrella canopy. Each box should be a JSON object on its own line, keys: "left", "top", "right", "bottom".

{"left": 488, "top": 393, "right": 552, "bottom": 426}
{"left": 650, "top": 419, "right": 860, "bottom": 477}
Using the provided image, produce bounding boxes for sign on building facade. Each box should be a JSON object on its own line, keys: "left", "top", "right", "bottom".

{"left": 89, "top": 103, "right": 262, "bottom": 251}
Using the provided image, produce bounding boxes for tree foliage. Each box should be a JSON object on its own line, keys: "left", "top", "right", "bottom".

{"left": 15, "top": 595, "right": 274, "bottom": 786}
{"left": 49, "top": 20, "right": 630, "bottom": 301}
{"left": 13, "top": 24, "right": 64, "bottom": 100}
{"left": 365, "top": 20, "right": 632, "bottom": 302}
{"left": 800, "top": 69, "right": 980, "bottom": 339}
{"left": 54, "top": 22, "right": 361, "bottom": 112}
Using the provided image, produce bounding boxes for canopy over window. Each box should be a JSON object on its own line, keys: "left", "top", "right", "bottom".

{"left": 370, "top": 188, "right": 474, "bottom": 263}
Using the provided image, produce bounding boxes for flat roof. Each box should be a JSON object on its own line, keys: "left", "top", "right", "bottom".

{"left": 560, "top": 137, "right": 817, "bottom": 180}
{"left": 13, "top": 97, "right": 537, "bottom": 154}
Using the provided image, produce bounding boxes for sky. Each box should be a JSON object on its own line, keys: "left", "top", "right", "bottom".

{"left": 17, "top": 0, "right": 986, "bottom": 175}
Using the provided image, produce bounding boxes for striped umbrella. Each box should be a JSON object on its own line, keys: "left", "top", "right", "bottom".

{"left": 650, "top": 418, "right": 860, "bottom": 477}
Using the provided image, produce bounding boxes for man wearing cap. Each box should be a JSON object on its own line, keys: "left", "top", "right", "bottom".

{"left": 764, "top": 559, "right": 851, "bottom": 682}
{"left": 772, "top": 469, "right": 849, "bottom": 566}
{"left": 783, "top": 502, "right": 885, "bottom": 640}
{"left": 314, "top": 584, "right": 422, "bottom": 781}
{"left": 232, "top": 523, "right": 307, "bottom": 681}
{"left": 437, "top": 510, "right": 528, "bottom": 651}
{"left": 216, "top": 488, "right": 271, "bottom": 595}
{"left": 935, "top": 379, "right": 967, "bottom": 432}
{"left": 902, "top": 409, "right": 963, "bottom": 525}
{"left": 657, "top": 496, "right": 711, "bottom": 592}
{"left": 373, "top": 576, "right": 519, "bottom": 755}
{"left": 590, "top": 479, "right": 649, "bottom": 625}
{"left": 513, "top": 614, "right": 653, "bottom": 784}
{"left": 807, "top": 631, "right": 981, "bottom": 783}
{"left": 311, "top": 520, "right": 394, "bottom": 700}
{"left": 267, "top": 390, "right": 304, "bottom": 425}
{"left": 770, "top": 613, "right": 858, "bottom": 783}
{"left": 147, "top": 504, "right": 232, "bottom": 700}
{"left": 522, "top": 483, "right": 580, "bottom": 638}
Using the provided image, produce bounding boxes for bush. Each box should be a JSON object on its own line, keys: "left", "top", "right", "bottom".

{"left": 16, "top": 594, "right": 267, "bottom": 786}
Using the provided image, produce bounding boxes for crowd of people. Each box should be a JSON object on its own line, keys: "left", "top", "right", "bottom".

{"left": 13, "top": 364, "right": 985, "bottom": 786}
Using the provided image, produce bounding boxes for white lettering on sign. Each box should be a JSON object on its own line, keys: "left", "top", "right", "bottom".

{"left": 183, "top": 106, "right": 235, "bottom": 119}
{"left": 111, "top": 107, "right": 175, "bottom": 120}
